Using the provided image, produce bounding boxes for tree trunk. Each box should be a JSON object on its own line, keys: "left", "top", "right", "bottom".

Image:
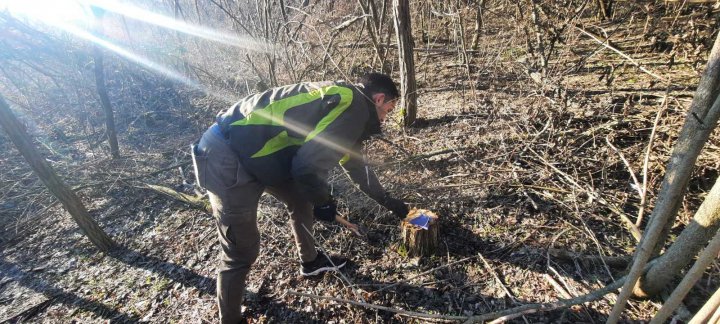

{"left": 635, "top": 175, "right": 720, "bottom": 297}
{"left": 92, "top": 10, "right": 120, "bottom": 159}
{"left": 596, "top": 0, "right": 612, "bottom": 21}
{"left": 471, "top": 0, "right": 485, "bottom": 51}
{"left": 358, "top": 0, "right": 386, "bottom": 71}
{"left": 648, "top": 35, "right": 720, "bottom": 260}
{"left": 689, "top": 286, "right": 720, "bottom": 324}
{"left": 392, "top": 0, "right": 417, "bottom": 127}
{"left": 649, "top": 228, "right": 720, "bottom": 324}
{"left": 607, "top": 31, "right": 720, "bottom": 323}
{"left": 0, "top": 95, "right": 115, "bottom": 252}
{"left": 529, "top": 0, "right": 547, "bottom": 76}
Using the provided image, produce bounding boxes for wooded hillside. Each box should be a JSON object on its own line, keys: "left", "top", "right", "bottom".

{"left": 1, "top": 0, "right": 720, "bottom": 322}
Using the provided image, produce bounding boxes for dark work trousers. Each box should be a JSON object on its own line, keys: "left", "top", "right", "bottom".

{"left": 192, "top": 127, "right": 318, "bottom": 323}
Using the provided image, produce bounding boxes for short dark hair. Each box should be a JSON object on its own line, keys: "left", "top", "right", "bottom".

{"left": 357, "top": 73, "right": 399, "bottom": 101}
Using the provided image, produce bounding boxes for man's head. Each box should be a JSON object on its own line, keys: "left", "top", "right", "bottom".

{"left": 358, "top": 73, "right": 399, "bottom": 122}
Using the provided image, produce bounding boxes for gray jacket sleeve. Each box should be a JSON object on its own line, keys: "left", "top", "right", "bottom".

{"left": 291, "top": 93, "right": 369, "bottom": 205}
{"left": 341, "top": 142, "right": 387, "bottom": 203}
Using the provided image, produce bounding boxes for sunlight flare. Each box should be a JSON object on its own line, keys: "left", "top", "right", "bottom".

{"left": 58, "top": 21, "right": 201, "bottom": 88}
{"left": 1, "top": 0, "right": 94, "bottom": 25}
{"left": 90, "top": 0, "right": 275, "bottom": 52}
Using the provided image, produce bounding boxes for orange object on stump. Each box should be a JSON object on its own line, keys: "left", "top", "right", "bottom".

{"left": 400, "top": 208, "right": 439, "bottom": 257}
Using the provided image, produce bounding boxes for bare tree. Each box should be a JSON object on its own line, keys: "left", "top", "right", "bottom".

{"left": 393, "top": 0, "right": 417, "bottom": 127}
{"left": 91, "top": 7, "right": 121, "bottom": 159}
{"left": 607, "top": 30, "right": 720, "bottom": 323}
{"left": 471, "top": 0, "right": 486, "bottom": 50}
{"left": 634, "top": 174, "right": 720, "bottom": 297}
{"left": 649, "top": 227, "right": 720, "bottom": 323}
{"left": 0, "top": 95, "right": 115, "bottom": 252}
{"left": 595, "top": 0, "right": 613, "bottom": 20}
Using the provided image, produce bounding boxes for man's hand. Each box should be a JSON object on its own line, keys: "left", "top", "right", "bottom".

{"left": 382, "top": 197, "right": 409, "bottom": 219}
{"left": 313, "top": 199, "right": 337, "bottom": 222}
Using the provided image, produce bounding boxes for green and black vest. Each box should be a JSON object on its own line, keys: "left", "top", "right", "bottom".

{"left": 215, "top": 81, "right": 382, "bottom": 204}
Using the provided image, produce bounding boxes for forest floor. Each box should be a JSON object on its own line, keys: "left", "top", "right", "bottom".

{"left": 2, "top": 10, "right": 720, "bottom": 324}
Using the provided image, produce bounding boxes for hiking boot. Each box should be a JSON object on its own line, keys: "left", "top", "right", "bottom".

{"left": 300, "top": 250, "right": 347, "bottom": 276}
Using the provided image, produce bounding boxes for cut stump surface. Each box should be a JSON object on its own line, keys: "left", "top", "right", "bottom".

{"left": 401, "top": 208, "right": 439, "bottom": 257}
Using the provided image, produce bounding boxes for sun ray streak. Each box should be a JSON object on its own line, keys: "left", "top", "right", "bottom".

{"left": 89, "top": 0, "right": 274, "bottom": 52}
{"left": 62, "top": 22, "right": 358, "bottom": 158}
{"left": 60, "top": 23, "right": 198, "bottom": 86}
{"left": 55, "top": 22, "right": 238, "bottom": 105}
{"left": 3, "top": 0, "right": 360, "bottom": 160}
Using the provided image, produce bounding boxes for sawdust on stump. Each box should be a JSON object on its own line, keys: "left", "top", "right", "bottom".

{"left": 400, "top": 208, "right": 439, "bottom": 257}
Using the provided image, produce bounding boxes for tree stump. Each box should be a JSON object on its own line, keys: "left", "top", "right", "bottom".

{"left": 400, "top": 208, "right": 439, "bottom": 257}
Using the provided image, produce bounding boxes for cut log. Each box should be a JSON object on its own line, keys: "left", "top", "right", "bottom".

{"left": 144, "top": 183, "right": 211, "bottom": 212}
{"left": 400, "top": 208, "right": 439, "bottom": 257}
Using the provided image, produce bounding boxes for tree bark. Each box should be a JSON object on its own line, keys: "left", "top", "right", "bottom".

{"left": 0, "top": 95, "right": 115, "bottom": 251}
{"left": 649, "top": 228, "right": 720, "bottom": 324}
{"left": 689, "top": 286, "right": 720, "bottom": 324}
{"left": 358, "top": 0, "right": 386, "bottom": 71}
{"left": 607, "top": 31, "right": 720, "bottom": 323}
{"left": 649, "top": 35, "right": 720, "bottom": 259}
{"left": 92, "top": 10, "right": 120, "bottom": 159}
{"left": 392, "top": 0, "right": 417, "bottom": 127}
{"left": 471, "top": 0, "right": 485, "bottom": 51}
{"left": 635, "top": 175, "right": 720, "bottom": 297}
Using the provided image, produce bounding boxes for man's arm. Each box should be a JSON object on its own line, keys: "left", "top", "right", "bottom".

{"left": 341, "top": 144, "right": 385, "bottom": 202}
{"left": 341, "top": 143, "right": 409, "bottom": 218}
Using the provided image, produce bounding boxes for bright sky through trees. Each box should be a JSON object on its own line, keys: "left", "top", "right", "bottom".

{"left": 0, "top": 0, "right": 356, "bottom": 156}
{"left": 1, "top": 0, "right": 94, "bottom": 25}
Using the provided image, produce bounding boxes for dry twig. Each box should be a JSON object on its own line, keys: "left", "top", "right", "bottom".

{"left": 574, "top": 26, "right": 669, "bottom": 84}
{"left": 289, "top": 259, "right": 658, "bottom": 324}
{"left": 529, "top": 149, "right": 642, "bottom": 241}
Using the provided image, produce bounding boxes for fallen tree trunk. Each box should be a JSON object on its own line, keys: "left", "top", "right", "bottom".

{"left": 143, "top": 183, "right": 211, "bottom": 213}
{"left": 548, "top": 248, "right": 631, "bottom": 268}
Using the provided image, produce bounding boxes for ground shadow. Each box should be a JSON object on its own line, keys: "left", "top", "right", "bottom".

{"left": 243, "top": 293, "right": 329, "bottom": 323}
{"left": 0, "top": 256, "right": 141, "bottom": 323}
{"left": 338, "top": 259, "right": 610, "bottom": 323}
{"left": 108, "top": 246, "right": 215, "bottom": 296}
{"left": 408, "top": 111, "right": 490, "bottom": 129}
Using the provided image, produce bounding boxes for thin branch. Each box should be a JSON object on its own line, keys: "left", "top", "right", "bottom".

{"left": 575, "top": 26, "right": 670, "bottom": 85}
{"left": 479, "top": 252, "right": 531, "bottom": 323}
{"left": 530, "top": 149, "right": 642, "bottom": 241}
{"left": 605, "top": 136, "right": 642, "bottom": 198}
{"left": 378, "top": 146, "right": 472, "bottom": 167}
{"left": 287, "top": 290, "right": 467, "bottom": 321}
{"left": 72, "top": 161, "right": 191, "bottom": 191}
{"left": 637, "top": 94, "right": 669, "bottom": 226}
{"left": 289, "top": 259, "right": 659, "bottom": 323}
{"left": 377, "top": 256, "right": 477, "bottom": 292}
{"left": 479, "top": 252, "right": 517, "bottom": 301}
